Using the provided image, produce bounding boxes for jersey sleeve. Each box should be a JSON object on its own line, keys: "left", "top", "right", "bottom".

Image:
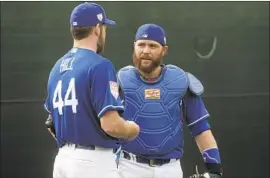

{"left": 44, "top": 96, "right": 51, "bottom": 114}
{"left": 89, "top": 60, "right": 124, "bottom": 118}
{"left": 116, "top": 73, "right": 125, "bottom": 105}
{"left": 182, "top": 91, "right": 210, "bottom": 127}
{"left": 44, "top": 77, "right": 52, "bottom": 114}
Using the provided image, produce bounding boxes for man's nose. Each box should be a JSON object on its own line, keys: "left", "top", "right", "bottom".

{"left": 142, "top": 46, "right": 150, "bottom": 54}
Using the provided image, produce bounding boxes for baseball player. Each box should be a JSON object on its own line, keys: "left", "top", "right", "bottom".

{"left": 44, "top": 2, "right": 140, "bottom": 178}
{"left": 116, "top": 24, "right": 223, "bottom": 178}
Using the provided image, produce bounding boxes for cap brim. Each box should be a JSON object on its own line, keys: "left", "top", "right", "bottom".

{"left": 104, "top": 19, "right": 116, "bottom": 26}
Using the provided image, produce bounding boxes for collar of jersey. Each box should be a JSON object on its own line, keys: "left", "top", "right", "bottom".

{"left": 137, "top": 64, "right": 166, "bottom": 84}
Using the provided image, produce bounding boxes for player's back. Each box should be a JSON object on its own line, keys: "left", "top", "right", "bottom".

{"left": 45, "top": 48, "right": 118, "bottom": 148}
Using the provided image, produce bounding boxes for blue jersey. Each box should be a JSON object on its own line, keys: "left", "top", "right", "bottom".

{"left": 44, "top": 48, "right": 124, "bottom": 148}
{"left": 117, "top": 65, "right": 209, "bottom": 159}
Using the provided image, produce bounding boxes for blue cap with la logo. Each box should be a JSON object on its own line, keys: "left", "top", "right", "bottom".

{"left": 135, "top": 24, "right": 167, "bottom": 46}
{"left": 70, "top": 2, "right": 116, "bottom": 27}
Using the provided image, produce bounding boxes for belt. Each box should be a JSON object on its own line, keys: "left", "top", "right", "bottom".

{"left": 64, "top": 144, "right": 117, "bottom": 152}
{"left": 123, "top": 151, "right": 177, "bottom": 167}
{"left": 75, "top": 144, "right": 95, "bottom": 150}
{"left": 64, "top": 143, "right": 95, "bottom": 150}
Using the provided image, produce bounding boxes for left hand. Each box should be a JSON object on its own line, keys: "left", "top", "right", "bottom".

{"left": 189, "top": 173, "right": 221, "bottom": 178}
{"left": 189, "top": 165, "right": 222, "bottom": 178}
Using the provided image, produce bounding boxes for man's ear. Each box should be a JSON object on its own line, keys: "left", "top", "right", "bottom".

{"left": 93, "top": 24, "right": 101, "bottom": 37}
{"left": 132, "top": 41, "right": 136, "bottom": 50}
{"left": 162, "top": 45, "right": 168, "bottom": 56}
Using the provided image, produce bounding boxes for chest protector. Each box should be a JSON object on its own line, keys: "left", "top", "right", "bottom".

{"left": 117, "top": 65, "right": 188, "bottom": 155}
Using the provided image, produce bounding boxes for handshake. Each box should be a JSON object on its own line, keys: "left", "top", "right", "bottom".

{"left": 124, "top": 120, "right": 140, "bottom": 141}
{"left": 45, "top": 110, "right": 141, "bottom": 142}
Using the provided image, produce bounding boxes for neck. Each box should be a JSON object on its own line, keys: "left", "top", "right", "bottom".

{"left": 139, "top": 66, "right": 162, "bottom": 79}
{"left": 73, "top": 38, "right": 97, "bottom": 52}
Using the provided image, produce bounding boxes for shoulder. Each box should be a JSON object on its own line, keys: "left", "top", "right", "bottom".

{"left": 165, "top": 65, "right": 205, "bottom": 96}
{"left": 118, "top": 65, "right": 135, "bottom": 72}
{"left": 92, "top": 56, "right": 116, "bottom": 71}
{"left": 117, "top": 65, "right": 136, "bottom": 76}
{"left": 164, "top": 64, "right": 187, "bottom": 79}
{"left": 166, "top": 64, "right": 182, "bottom": 70}
{"left": 185, "top": 72, "right": 204, "bottom": 96}
{"left": 87, "top": 57, "right": 117, "bottom": 80}
{"left": 117, "top": 65, "right": 136, "bottom": 83}
{"left": 165, "top": 64, "right": 186, "bottom": 73}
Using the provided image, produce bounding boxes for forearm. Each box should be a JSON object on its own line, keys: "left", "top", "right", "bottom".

{"left": 100, "top": 110, "right": 139, "bottom": 140}
{"left": 195, "top": 129, "right": 222, "bottom": 176}
{"left": 195, "top": 129, "right": 218, "bottom": 152}
{"left": 103, "top": 117, "right": 134, "bottom": 139}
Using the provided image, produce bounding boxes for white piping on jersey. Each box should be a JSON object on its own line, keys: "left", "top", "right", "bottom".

{"left": 98, "top": 105, "right": 124, "bottom": 118}
{"left": 44, "top": 104, "right": 51, "bottom": 114}
{"left": 202, "top": 151, "right": 219, "bottom": 163}
{"left": 187, "top": 113, "right": 210, "bottom": 127}
{"left": 201, "top": 147, "right": 218, "bottom": 153}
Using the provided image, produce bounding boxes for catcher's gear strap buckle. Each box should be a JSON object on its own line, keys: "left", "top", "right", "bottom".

{"left": 186, "top": 72, "right": 204, "bottom": 96}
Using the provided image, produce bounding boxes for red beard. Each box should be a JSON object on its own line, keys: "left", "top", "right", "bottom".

{"left": 133, "top": 52, "right": 163, "bottom": 74}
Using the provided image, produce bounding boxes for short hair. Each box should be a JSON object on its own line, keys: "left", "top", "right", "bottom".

{"left": 70, "top": 26, "right": 94, "bottom": 40}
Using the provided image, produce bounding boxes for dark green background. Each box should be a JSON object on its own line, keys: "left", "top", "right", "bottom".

{"left": 1, "top": 2, "right": 269, "bottom": 178}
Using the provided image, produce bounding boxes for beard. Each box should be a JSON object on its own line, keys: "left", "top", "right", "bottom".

{"left": 96, "top": 30, "right": 105, "bottom": 54}
{"left": 133, "top": 52, "right": 163, "bottom": 74}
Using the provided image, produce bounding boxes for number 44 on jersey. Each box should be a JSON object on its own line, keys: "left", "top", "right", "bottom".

{"left": 52, "top": 78, "right": 78, "bottom": 115}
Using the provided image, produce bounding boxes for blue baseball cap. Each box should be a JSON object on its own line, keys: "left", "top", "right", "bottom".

{"left": 135, "top": 24, "right": 167, "bottom": 46}
{"left": 70, "top": 2, "right": 116, "bottom": 27}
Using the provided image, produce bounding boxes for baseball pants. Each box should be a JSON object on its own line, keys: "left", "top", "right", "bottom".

{"left": 53, "top": 144, "right": 119, "bottom": 178}
{"left": 117, "top": 152, "right": 183, "bottom": 178}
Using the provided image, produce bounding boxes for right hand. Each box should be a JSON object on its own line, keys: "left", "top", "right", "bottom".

{"left": 125, "top": 121, "right": 140, "bottom": 141}
{"left": 45, "top": 115, "right": 56, "bottom": 140}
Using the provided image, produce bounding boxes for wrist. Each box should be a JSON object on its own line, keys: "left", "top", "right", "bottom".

{"left": 201, "top": 148, "right": 222, "bottom": 175}
{"left": 123, "top": 121, "right": 134, "bottom": 140}
{"left": 205, "top": 163, "right": 223, "bottom": 176}
{"left": 126, "top": 121, "right": 140, "bottom": 140}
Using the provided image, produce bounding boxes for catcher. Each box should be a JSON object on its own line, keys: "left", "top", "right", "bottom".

{"left": 115, "top": 24, "right": 223, "bottom": 178}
